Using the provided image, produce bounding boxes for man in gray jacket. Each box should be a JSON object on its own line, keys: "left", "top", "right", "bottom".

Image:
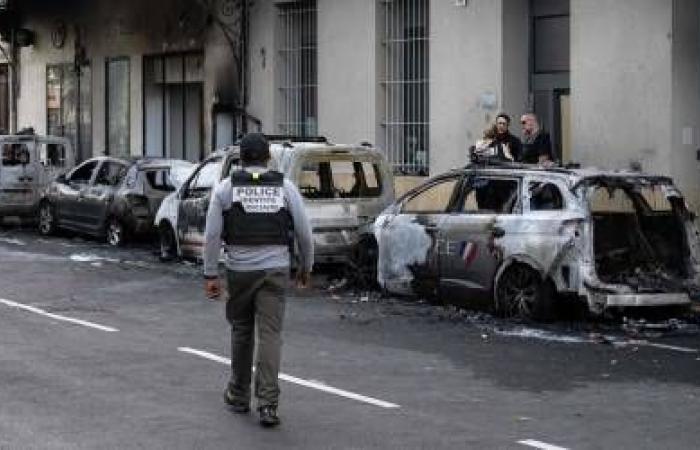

{"left": 203, "top": 133, "right": 313, "bottom": 427}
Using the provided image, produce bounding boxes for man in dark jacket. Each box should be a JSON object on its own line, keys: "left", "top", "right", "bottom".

{"left": 493, "top": 113, "right": 522, "bottom": 162}
{"left": 520, "top": 113, "right": 554, "bottom": 164}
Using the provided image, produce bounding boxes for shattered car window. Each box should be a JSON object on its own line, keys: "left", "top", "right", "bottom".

{"left": 640, "top": 186, "right": 672, "bottom": 212}
{"left": 298, "top": 158, "right": 383, "bottom": 199}
{"left": 461, "top": 178, "right": 519, "bottom": 214}
{"left": 145, "top": 169, "right": 176, "bottom": 192}
{"left": 68, "top": 160, "right": 98, "bottom": 184}
{"left": 589, "top": 187, "right": 635, "bottom": 212}
{"left": 187, "top": 159, "right": 222, "bottom": 196}
{"left": 529, "top": 182, "right": 564, "bottom": 211}
{"left": 1, "top": 143, "right": 31, "bottom": 167}
{"left": 402, "top": 178, "right": 458, "bottom": 213}
{"left": 95, "top": 162, "right": 127, "bottom": 187}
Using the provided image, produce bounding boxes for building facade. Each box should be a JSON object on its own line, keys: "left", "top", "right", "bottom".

{"left": 3, "top": 0, "right": 700, "bottom": 208}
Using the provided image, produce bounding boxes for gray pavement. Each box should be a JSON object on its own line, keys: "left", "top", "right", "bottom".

{"left": 0, "top": 227, "right": 698, "bottom": 450}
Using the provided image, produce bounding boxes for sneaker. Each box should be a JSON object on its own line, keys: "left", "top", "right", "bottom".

{"left": 258, "top": 405, "right": 280, "bottom": 427}
{"left": 223, "top": 389, "right": 250, "bottom": 414}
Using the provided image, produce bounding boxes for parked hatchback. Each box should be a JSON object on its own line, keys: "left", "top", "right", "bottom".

{"left": 155, "top": 138, "right": 394, "bottom": 277}
{"left": 0, "top": 133, "right": 74, "bottom": 223}
{"left": 38, "top": 156, "right": 193, "bottom": 245}
{"left": 375, "top": 163, "right": 700, "bottom": 320}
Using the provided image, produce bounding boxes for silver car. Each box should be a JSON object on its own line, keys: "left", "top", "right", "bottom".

{"left": 375, "top": 164, "right": 700, "bottom": 320}
{"left": 38, "top": 156, "right": 193, "bottom": 245}
{"left": 0, "top": 133, "right": 74, "bottom": 223}
{"left": 156, "top": 139, "right": 395, "bottom": 276}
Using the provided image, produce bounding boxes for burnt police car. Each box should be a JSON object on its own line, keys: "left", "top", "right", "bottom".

{"left": 375, "top": 163, "right": 700, "bottom": 320}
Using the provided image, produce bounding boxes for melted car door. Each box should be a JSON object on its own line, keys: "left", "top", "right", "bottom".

{"left": 383, "top": 175, "right": 462, "bottom": 299}
{"left": 83, "top": 161, "right": 127, "bottom": 230}
{"left": 438, "top": 175, "right": 522, "bottom": 306}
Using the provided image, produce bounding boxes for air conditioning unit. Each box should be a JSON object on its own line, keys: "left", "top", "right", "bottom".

{"left": 455, "top": 0, "right": 468, "bottom": 6}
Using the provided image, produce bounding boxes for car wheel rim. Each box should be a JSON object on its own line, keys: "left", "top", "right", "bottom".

{"left": 39, "top": 206, "right": 52, "bottom": 234}
{"left": 107, "top": 221, "right": 122, "bottom": 246}
{"left": 499, "top": 267, "right": 538, "bottom": 318}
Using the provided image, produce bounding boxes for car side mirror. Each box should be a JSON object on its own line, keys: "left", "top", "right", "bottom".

{"left": 56, "top": 173, "right": 67, "bottom": 183}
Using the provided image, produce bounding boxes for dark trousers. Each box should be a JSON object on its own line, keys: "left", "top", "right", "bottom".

{"left": 225, "top": 269, "right": 288, "bottom": 407}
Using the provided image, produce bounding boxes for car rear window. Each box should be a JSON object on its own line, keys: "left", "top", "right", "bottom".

{"left": 1, "top": 143, "right": 31, "bottom": 167}
{"left": 298, "top": 158, "right": 383, "bottom": 199}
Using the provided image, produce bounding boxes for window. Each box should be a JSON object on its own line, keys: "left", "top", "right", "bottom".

{"left": 402, "top": 178, "right": 458, "bottom": 213}
{"left": 95, "top": 162, "right": 127, "bottom": 187}
{"left": 381, "top": 0, "right": 430, "bottom": 175}
{"left": 106, "top": 57, "right": 130, "bottom": 158}
{"left": 38, "top": 142, "right": 67, "bottom": 167}
{"left": 461, "top": 178, "right": 519, "bottom": 214}
{"left": 46, "top": 64, "right": 92, "bottom": 162}
{"left": 297, "top": 158, "right": 383, "bottom": 199}
{"left": 0, "top": 64, "right": 9, "bottom": 133}
{"left": 589, "top": 187, "right": 635, "bottom": 213}
{"left": 186, "top": 159, "right": 222, "bottom": 197}
{"left": 144, "top": 52, "right": 203, "bottom": 161}
{"left": 529, "top": 182, "right": 564, "bottom": 210}
{"left": 640, "top": 186, "right": 673, "bottom": 212}
{"left": 69, "top": 160, "right": 98, "bottom": 184}
{"left": 276, "top": 0, "right": 317, "bottom": 136}
{"left": 1, "top": 143, "right": 30, "bottom": 166}
{"left": 145, "top": 169, "right": 177, "bottom": 192}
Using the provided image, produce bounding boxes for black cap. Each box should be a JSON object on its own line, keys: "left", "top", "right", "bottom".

{"left": 240, "top": 133, "right": 270, "bottom": 164}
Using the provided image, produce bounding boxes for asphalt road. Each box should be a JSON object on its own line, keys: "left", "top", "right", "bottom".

{"left": 0, "top": 227, "right": 698, "bottom": 450}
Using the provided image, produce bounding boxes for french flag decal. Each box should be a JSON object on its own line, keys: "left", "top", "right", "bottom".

{"left": 460, "top": 241, "right": 479, "bottom": 268}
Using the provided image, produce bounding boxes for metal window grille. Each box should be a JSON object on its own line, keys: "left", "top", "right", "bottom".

{"left": 277, "top": 0, "right": 318, "bottom": 136}
{"left": 381, "top": 0, "right": 430, "bottom": 176}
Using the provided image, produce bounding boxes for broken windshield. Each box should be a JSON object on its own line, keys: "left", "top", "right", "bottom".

{"left": 298, "top": 158, "right": 382, "bottom": 199}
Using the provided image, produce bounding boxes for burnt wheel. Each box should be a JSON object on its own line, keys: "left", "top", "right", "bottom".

{"left": 352, "top": 236, "right": 379, "bottom": 289}
{"left": 106, "top": 217, "right": 127, "bottom": 247}
{"left": 495, "top": 263, "right": 553, "bottom": 321}
{"left": 158, "top": 223, "right": 178, "bottom": 262}
{"left": 38, "top": 202, "right": 57, "bottom": 236}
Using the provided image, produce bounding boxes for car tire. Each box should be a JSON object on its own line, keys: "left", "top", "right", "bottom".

{"left": 158, "top": 223, "right": 178, "bottom": 262}
{"left": 37, "top": 202, "right": 57, "bottom": 236}
{"left": 352, "top": 235, "right": 379, "bottom": 289}
{"left": 494, "top": 263, "right": 554, "bottom": 321}
{"left": 106, "top": 217, "right": 127, "bottom": 247}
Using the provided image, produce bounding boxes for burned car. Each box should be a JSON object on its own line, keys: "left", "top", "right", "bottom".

{"left": 375, "top": 164, "right": 700, "bottom": 320}
{"left": 155, "top": 138, "right": 394, "bottom": 273}
{"left": 0, "top": 133, "right": 74, "bottom": 223}
{"left": 38, "top": 156, "right": 193, "bottom": 246}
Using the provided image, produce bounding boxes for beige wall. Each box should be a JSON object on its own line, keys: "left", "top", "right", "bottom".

{"left": 317, "top": 0, "right": 376, "bottom": 146}
{"left": 247, "top": 0, "right": 277, "bottom": 134}
{"left": 571, "top": 0, "right": 673, "bottom": 174}
{"left": 572, "top": 0, "right": 700, "bottom": 211}
{"left": 429, "top": 0, "right": 504, "bottom": 175}
{"left": 670, "top": 0, "right": 700, "bottom": 210}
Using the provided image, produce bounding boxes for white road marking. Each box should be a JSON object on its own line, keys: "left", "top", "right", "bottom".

{"left": 0, "top": 298, "right": 119, "bottom": 333}
{"left": 518, "top": 439, "right": 569, "bottom": 450}
{"left": 630, "top": 340, "right": 698, "bottom": 353}
{"left": 178, "top": 347, "right": 400, "bottom": 409}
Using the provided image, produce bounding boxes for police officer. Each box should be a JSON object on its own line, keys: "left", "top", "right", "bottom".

{"left": 203, "top": 133, "right": 313, "bottom": 428}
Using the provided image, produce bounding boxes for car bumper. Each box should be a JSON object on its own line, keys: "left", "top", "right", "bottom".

{"left": 605, "top": 293, "right": 691, "bottom": 307}
{"left": 312, "top": 230, "right": 359, "bottom": 263}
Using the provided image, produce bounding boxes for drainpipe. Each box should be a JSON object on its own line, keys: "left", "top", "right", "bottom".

{"left": 8, "top": 28, "right": 16, "bottom": 133}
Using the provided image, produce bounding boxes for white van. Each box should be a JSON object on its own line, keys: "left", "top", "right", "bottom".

{"left": 0, "top": 133, "right": 74, "bottom": 223}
